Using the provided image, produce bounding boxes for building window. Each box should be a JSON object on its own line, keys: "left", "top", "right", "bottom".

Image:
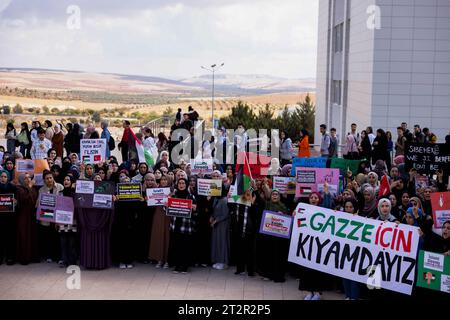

{"left": 334, "top": 23, "right": 344, "bottom": 52}
{"left": 332, "top": 80, "right": 342, "bottom": 105}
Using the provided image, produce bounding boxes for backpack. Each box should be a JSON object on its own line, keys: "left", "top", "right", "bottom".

{"left": 108, "top": 136, "right": 116, "bottom": 151}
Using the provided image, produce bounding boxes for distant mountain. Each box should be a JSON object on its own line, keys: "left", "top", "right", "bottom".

{"left": 180, "top": 74, "right": 316, "bottom": 94}
{"left": 0, "top": 67, "right": 316, "bottom": 97}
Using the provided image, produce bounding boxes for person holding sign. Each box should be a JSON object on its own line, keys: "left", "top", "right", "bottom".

{"left": 298, "top": 191, "right": 334, "bottom": 300}
{"left": 257, "top": 189, "right": 289, "bottom": 283}
{"left": 168, "top": 178, "right": 197, "bottom": 274}
{"left": 38, "top": 170, "right": 64, "bottom": 264}
{"left": 149, "top": 174, "right": 173, "bottom": 269}
{"left": 15, "top": 173, "right": 39, "bottom": 265}
{"left": 0, "top": 170, "right": 17, "bottom": 265}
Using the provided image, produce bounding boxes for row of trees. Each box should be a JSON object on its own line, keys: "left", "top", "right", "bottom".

{"left": 219, "top": 94, "right": 315, "bottom": 142}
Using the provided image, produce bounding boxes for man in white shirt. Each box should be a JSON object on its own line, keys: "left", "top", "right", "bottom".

{"left": 31, "top": 129, "right": 52, "bottom": 160}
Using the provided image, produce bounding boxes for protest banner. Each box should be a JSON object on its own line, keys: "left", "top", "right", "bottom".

{"left": 431, "top": 192, "right": 450, "bottom": 229}
{"left": 259, "top": 210, "right": 293, "bottom": 239}
{"left": 14, "top": 159, "right": 49, "bottom": 186}
{"left": 405, "top": 143, "right": 450, "bottom": 174}
{"left": 190, "top": 159, "right": 213, "bottom": 175}
{"left": 75, "top": 180, "right": 115, "bottom": 209}
{"left": 330, "top": 158, "right": 361, "bottom": 176}
{"left": 291, "top": 157, "right": 327, "bottom": 176}
{"left": 166, "top": 197, "right": 192, "bottom": 218}
{"left": 80, "top": 139, "right": 107, "bottom": 164}
{"left": 117, "top": 183, "right": 142, "bottom": 201}
{"left": 416, "top": 250, "right": 450, "bottom": 294}
{"left": 146, "top": 188, "right": 171, "bottom": 206}
{"left": 273, "top": 176, "right": 297, "bottom": 195}
{"left": 36, "top": 194, "right": 75, "bottom": 224}
{"left": 197, "top": 179, "right": 223, "bottom": 197}
{"left": 288, "top": 203, "right": 420, "bottom": 295}
{"left": 0, "top": 194, "right": 15, "bottom": 212}
{"left": 295, "top": 167, "right": 340, "bottom": 197}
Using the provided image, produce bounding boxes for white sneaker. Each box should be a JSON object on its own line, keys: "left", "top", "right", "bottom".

{"left": 163, "top": 263, "right": 169, "bottom": 269}
{"left": 126, "top": 264, "right": 134, "bottom": 269}
{"left": 212, "top": 263, "right": 219, "bottom": 269}
{"left": 311, "top": 293, "right": 322, "bottom": 300}
{"left": 155, "top": 262, "right": 163, "bottom": 268}
{"left": 119, "top": 263, "right": 127, "bottom": 269}
{"left": 46, "top": 258, "right": 53, "bottom": 263}
{"left": 345, "top": 297, "right": 350, "bottom": 300}
{"left": 214, "top": 263, "right": 225, "bottom": 270}
{"left": 304, "top": 293, "right": 313, "bottom": 300}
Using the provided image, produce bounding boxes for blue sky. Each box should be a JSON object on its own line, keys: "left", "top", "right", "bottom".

{"left": 0, "top": 0, "right": 318, "bottom": 79}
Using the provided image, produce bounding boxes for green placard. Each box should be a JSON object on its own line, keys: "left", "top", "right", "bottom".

{"left": 416, "top": 250, "right": 450, "bottom": 294}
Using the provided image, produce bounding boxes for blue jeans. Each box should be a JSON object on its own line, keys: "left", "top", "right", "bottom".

{"left": 342, "top": 278, "right": 360, "bottom": 300}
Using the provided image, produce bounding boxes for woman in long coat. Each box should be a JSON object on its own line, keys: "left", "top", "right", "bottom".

{"left": 210, "top": 186, "right": 230, "bottom": 270}
{"left": 15, "top": 173, "right": 39, "bottom": 265}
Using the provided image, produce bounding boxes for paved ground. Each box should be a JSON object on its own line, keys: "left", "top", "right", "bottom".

{"left": 0, "top": 263, "right": 345, "bottom": 300}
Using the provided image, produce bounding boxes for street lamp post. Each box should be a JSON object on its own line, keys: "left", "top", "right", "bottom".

{"left": 201, "top": 63, "right": 224, "bottom": 129}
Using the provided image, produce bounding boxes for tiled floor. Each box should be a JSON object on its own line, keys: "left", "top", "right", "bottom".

{"left": 0, "top": 263, "right": 345, "bottom": 300}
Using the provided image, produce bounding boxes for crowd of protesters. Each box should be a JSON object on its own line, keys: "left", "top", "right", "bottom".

{"left": 0, "top": 105, "right": 449, "bottom": 300}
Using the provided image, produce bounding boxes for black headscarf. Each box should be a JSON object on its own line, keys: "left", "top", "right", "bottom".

{"left": 174, "top": 178, "right": 189, "bottom": 199}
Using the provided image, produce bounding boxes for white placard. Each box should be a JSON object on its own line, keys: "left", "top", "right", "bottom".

{"left": 75, "top": 180, "right": 95, "bottom": 194}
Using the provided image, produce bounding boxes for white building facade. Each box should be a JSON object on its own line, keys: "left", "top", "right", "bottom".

{"left": 315, "top": 0, "right": 450, "bottom": 145}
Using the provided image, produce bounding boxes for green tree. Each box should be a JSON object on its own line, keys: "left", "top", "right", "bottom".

{"left": 219, "top": 101, "right": 256, "bottom": 129}
{"left": 51, "top": 107, "right": 59, "bottom": 114}
{"left": 42, "top": 105, "right": 49, "bottom": 114}
{"left": 27, "top": 107, "right": 35, "bottom": 113}
{"left": 13, "top": 104, "right": 23, "bottom": 114}
{"left": 92, "top": 112, "right": 101, "bottom": 123}
{"left": 2, "top": 105, "right": 11, "bottom": 114}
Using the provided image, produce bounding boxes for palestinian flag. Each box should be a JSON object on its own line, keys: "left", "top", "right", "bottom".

{"left": 235, "top": 152, "right": 253, "bottom": 195}
{"left": 130, "top": 128, "right": 155, "bottom": 167}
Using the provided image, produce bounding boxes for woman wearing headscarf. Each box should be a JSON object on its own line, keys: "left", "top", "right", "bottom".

{"left": 230, "top": 188, "right": 259, "bottom": 277}
{"left": 210, "top": 184, "right": 230, "bottom": 270}
{"left": 367, "top": 171, "right": 380, "bottom": 194}
{"left": 59, "top": 175, "right": 78, "bottom": 267}
{"left": 101, "top": 121, "right": 112, "bottom": 159}
{"left": 376, "top": 198, "right": 399, "bottom": 223}
{"left": 68, "top": 123, "right": 83, "bottom": 155}
{"left": 298, "top": 191, "right": 334, "bottom": 300}
{"left": 38, "top": 170, "right": 64, "bottom": 263}
{"left": 15, "top": 172, "right": 39, "bottom": 265}
{"left": 149, "top": 174, "right": 172, "bottom": 268}
{"left": 77, "top": 171, "right": 115, "bottom": 270}
{"left": 3, "top": 158, "right": 15, "bottom": 183}
{"left": 359, "top": 185, "right": 378, "bottom": 218}
{"left": 341, "top": 198, "right": 362, "bottom": 300}
{"left": 167, "top": 178, "right": 197, "bottom": 274}
{"left": 0, "top": 170, "right": 17, "bottom": 265}
{"left": 52, "top": 124, "right": 64, "bottom": 159}
{"left": 257, "top": 189, "right": 289, "bottom": 283}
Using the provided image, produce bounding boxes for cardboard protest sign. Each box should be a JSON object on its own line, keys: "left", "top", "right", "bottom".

{"left": 146, "top": 188, "right": 171, "bottom": 206}
{"left": 273, "top": 176, "right": 296, "bottom": 195}
{"left": 80, "top": 139, "right": 107, "bottom": 164}
{"left": 0, "top": 194, "right": 15, "bottom": 212}
{"left": 416, "top": 250, "right": 450, "bottom": 294}
{"left": 289, "top": 203, "right": 420, "bottom": 295}
{"left": 291, "top": 157, "right": 327, "bottom": 176}
{"left": 197, "top": 179, "right": 222, "bottom": 197}
{"left": 36, "top": 194, "right": 75, "bottom": 225}
{"left": 431, "top": 192, "right": 450, "bottom": 229}
{"left": 259, "top": 210, "right": 293, "bottom": 239}
{"left": 74, "top": 180, "right": 115, "bottom": 209}
{"left": 295, "top": 167, "right": 340, "bottom": 197}
{"left": 405, "top": 143, "right": 450, "bottom": 174}
{"left": 190, "top": 159, "right": 213, "bottom": 175}
{"left": 14, "top": 159, "right": 49, "bottom": 186}
{"left": 330, "top": 158, "right": 361, "bottom": 176}
{"left": 117, "top": 183, "right": 142, "bottom": 201}
{"left": 166, "top": 197, "right": 192, "bottom": 218}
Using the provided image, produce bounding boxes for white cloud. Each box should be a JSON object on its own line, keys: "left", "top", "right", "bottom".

{"left": 0, "top": 0, "right": 318, "bottom": 79}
